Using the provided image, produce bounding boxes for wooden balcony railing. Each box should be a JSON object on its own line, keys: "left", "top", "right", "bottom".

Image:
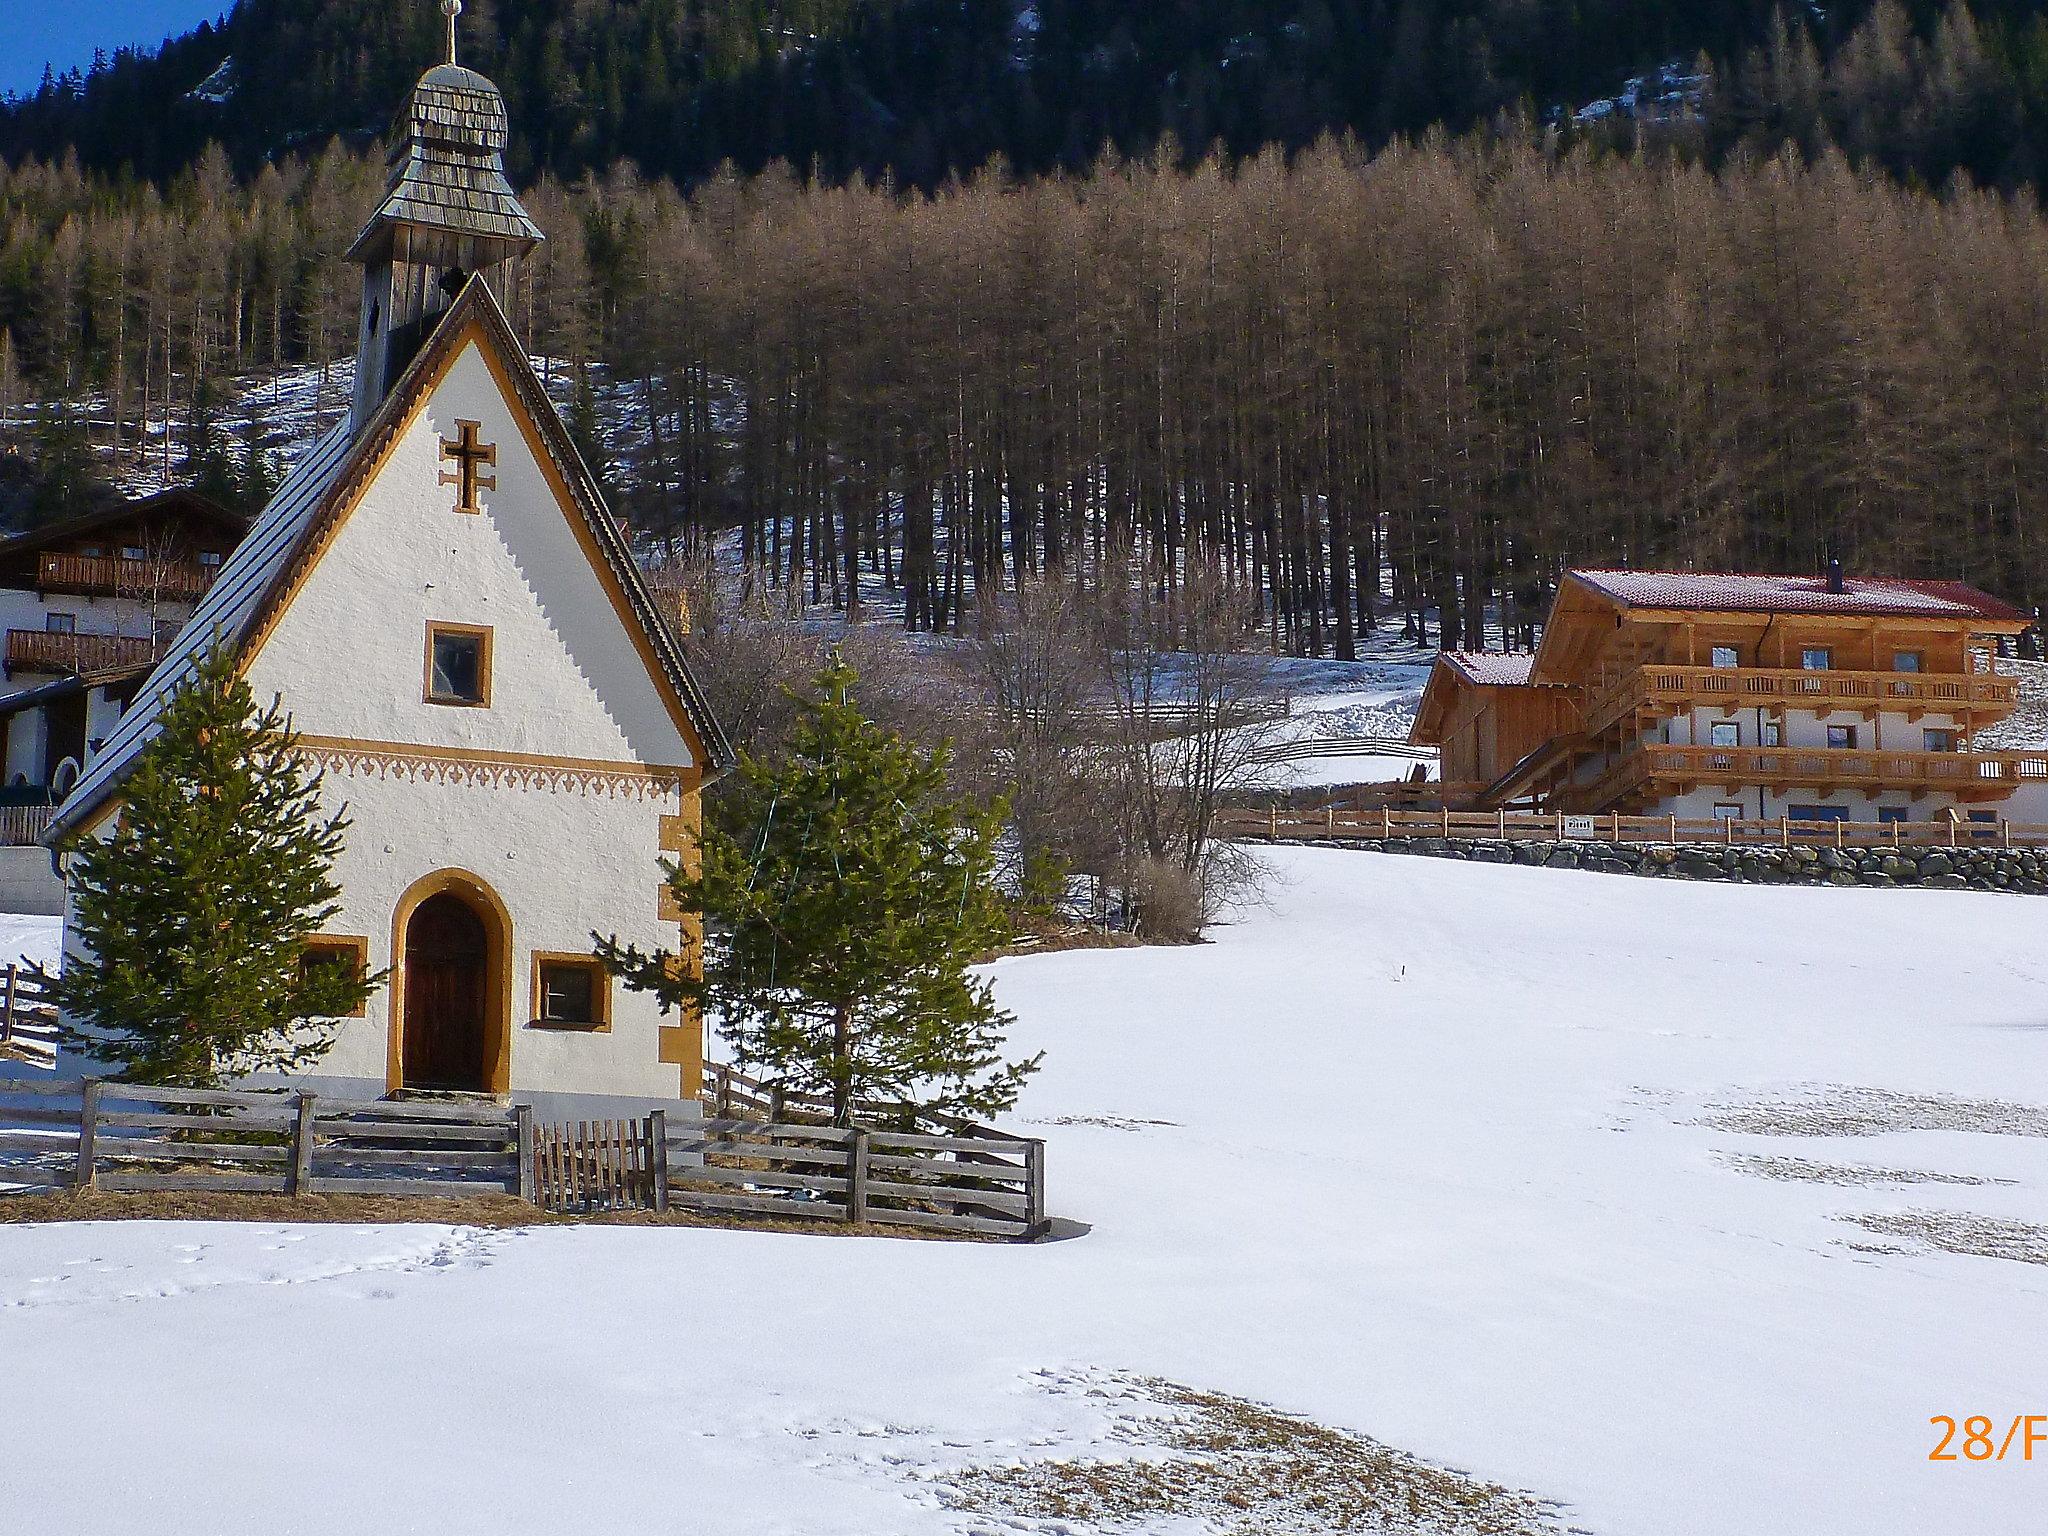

{"left": 1575, "top": 743, "right": 2048, "bottom": 810}
{"left": 1583, "top": 664, "right": 2021, "bottom": 738}
{"left": 36, "top": 552, "right": 213, "bottom": 602}
{"left": 4, "top": 629, "right": 164, "bottom": 677}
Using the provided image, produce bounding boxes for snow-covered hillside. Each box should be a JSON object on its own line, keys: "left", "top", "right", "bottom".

{"left": 7, "top": 849, "right": 2047, "bottom": 1533}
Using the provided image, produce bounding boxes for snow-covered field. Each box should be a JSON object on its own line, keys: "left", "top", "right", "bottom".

{"left": 7, "top": 849, "right": 2048, "bottom": 1534}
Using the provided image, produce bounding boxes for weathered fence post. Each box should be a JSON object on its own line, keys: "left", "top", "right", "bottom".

{"left": 1, "top": 963, "right": 16, "bottom": 1047}
{"left": 649, "top": 1109, "right": 670, "bottom": 1212}
{"left": 847, "top": 1127, "right": 870, "bottom": 1224}
{"left": 289, "top": 1092, "right": 318, "bottom": 1195}
{"left": 1025, "top": 1138, "right": 1047, "bottom": 1238}
{"left": 515, "top": 1103, "right": 536, "bottom": 1203}
{"left": 74, "top": 1077, "right": 100, "bottom": 1191}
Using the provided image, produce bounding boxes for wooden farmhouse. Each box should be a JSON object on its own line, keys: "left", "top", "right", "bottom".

{"left": 1411, "top": 567, "right": 2043, "bottom": 824}
{"left": 44, "top": 31, "right": 732, "bottom": 1119}
{"left": 0, "top": 491, "right": 244, "bottom": 805}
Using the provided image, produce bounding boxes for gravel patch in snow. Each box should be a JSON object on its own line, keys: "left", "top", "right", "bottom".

{"left": 942, "top": 1373, "right": 1571, "bottom": 1535}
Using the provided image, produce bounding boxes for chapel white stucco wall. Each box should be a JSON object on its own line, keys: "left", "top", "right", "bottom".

{"left": 245, "top": 342, "right": 694, "bottom": 770}
{"left": 298, "top": 768, "right": 686, "bottom": 1104}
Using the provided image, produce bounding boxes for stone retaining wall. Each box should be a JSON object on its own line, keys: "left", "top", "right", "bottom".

{"left": 1266, "top": 835, "right": 2048, "bottom": 894}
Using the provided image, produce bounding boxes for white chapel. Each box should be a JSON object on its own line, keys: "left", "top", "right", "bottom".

{"left": 46, "top": 5, "right": 731, "bottom": 1118}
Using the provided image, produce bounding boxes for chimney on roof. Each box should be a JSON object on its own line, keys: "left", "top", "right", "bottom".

{"left": 1826, "top": 552, "right": 1846, "bottom": 595}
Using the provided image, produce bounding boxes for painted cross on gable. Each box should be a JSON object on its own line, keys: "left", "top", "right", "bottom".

{"left": 439, "top": 420, "right": 497, "bottom": 514}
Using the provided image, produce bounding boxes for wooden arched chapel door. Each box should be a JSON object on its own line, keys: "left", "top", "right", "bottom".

{"left": 401, "top": 891, "right": 491, "bottom": 1092}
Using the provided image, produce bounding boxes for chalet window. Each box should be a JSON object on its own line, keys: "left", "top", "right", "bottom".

{"left": 1761, "top": 718, "right": 1783, "bottom": 747}
{"left": 44, "top": 613, "right": 74, "bottom": 634}
{"left": 1878, "top": 807, "right": 1909, "bottom": 824}
{"left": 1710, "top": 645, "right": 1739, "bottom": 669}
{"left": 198, "top": 551, "right": 223, "bottom": 568}
{"left": 1788, "top": 804, "right": 1849, "bottom": 822}
{"left": 1827, "top": 725, "right": 1858, "bottom": 750}
{"left": 1713, "top": 802, "right": 1744, "bottom": 821}
{"left": 1924, "top": 728, "right": 1956, "bottom": 752}
{"left": 1801, "top": 647, "right": 1833, "bottom": 671}
{"left": 1893, "top": 650, "right": 1923, "bottom": 673}
{"left": 424, "top": 623, "right": 491, "bottom": 707}
{"left": 299, "top": 936, "right": 371, "bottom": 1017}
{"left": 1709, "top": 722, "right": 1740, "bottom": 748}
{"left": 120, "top": 546, "right": 145, "bottom": 561}
{"left": 532, "top": 954, "right": 610, "bottom": 1031}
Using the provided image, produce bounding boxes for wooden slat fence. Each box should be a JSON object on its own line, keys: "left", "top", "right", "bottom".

{"left": 532, "top": 1116, "right": 665, "bottom": 1214}
{"left": 0, "top": 1078, "right": 530, "bottom": 1199}
{"left": 529, "top": 1111, "right": 1048, "bottom": 1239}
{"left": 1219, "top": 806, "right": 2048, "bottom": 850}
{"left": 0, "top": 963, "right": 57, "bottom": 1068}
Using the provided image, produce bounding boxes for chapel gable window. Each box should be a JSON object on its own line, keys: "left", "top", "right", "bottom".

{"left": 532, "top": 954, "right": 610, "bottom": 1031}
{"left": 424, "top": 623, "right": 491, "bottom": 707}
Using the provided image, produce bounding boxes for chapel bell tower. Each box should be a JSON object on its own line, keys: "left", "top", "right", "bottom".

{"left": 348, "top": 0, "right": 544, "bottom": 430}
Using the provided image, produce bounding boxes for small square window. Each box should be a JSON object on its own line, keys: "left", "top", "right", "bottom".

{"left": 1877, "top": 807, "right": 1909, "bottom": 824}
{"left": 299, "top": 936, "right": 370, "bottom": 1017}
{"left": 1710, "top": 645, "right": 1739, "bottom": 669}
{"left": 1893, "top": 651, "right": 1922, "bottom": 673}
{"left": 425, "top": 623, "right": 491, "bottom": 707}
{"left": 1827, "top": 725, "right": 1858, "bottom": 750}
{"left": 120, "top": 545, "right": 146, "bottom": 561}
{"left": 532, "top": 954, "right": 610, "bottom": 1031}
{"left": 1709, "top": 722, "right": 1740, "bottom": 747}
{"left": 198, "top": 551, "right": 223, "bottom": 568}
{"left": 1801, "top": 647, "right": 1832, "bottom": 671}
{"left": 1924, "top": 728, "right": 1956, "bottom": 752}
{"left": 45, "top": 612, "right": 75, "bottom": 634}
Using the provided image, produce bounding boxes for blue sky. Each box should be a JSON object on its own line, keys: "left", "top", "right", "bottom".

{"left": 1, "top": 4, "right": 230, "bottom": 98}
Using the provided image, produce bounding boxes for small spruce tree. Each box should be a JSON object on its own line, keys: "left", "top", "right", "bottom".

{"left": 52, "top": 644, "right": 382, "bottom": 1086}
{"left": 601, "top": 656, "right": 1041, "bottom": 1126}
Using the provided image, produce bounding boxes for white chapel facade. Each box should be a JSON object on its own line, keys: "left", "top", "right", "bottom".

{"left": 47, "top": 17, "right": 730, "bottom": 1117}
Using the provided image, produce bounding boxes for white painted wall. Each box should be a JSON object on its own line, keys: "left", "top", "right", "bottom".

{"left": 248, "top": 343, "right": 694, "bottom": 770}
{"left": 295, "top": 765, "right": 685, "bottom": 1104}
{"left": 234, "top": 336, "right": 701, "bottom": 1108}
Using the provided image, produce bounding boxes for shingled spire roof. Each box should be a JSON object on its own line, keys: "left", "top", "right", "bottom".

{"left": 345, "top": 6, "right": 544, "bottom": 263}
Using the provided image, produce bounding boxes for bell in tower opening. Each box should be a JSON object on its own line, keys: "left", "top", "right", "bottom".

{"left": 347, "top": 0, "right": 544, "bottom": 430}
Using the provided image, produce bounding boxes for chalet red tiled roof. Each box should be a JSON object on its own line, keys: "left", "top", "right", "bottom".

{"left": 1568, "top": 569, "right": 2028, "bottom": 622}
{"left": 1441, "top": 651, "right": 1539, "bottom": 686}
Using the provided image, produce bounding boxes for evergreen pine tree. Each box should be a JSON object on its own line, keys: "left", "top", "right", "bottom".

{"left": 601, "top": 655, "right": 1040, "bottom": 1126}
{"left": 51, "top": 644, "right": 382, "bottom": 1086}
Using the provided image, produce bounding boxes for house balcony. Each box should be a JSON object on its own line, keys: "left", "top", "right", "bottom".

{"left": 1567, "top": 743, "right": 2048, "bottom": 812}
{"left": 1582, "top": 664, "right": 2020, "bottom": 740}
{"left": 4, "top": 629, "right": 164, "bottom": 678}
{"left": 35, "top": 552, "right": 213, "bottom": 602}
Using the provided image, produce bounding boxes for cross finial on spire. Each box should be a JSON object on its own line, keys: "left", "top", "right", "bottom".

{"left": 441, "top": 0, "right": 463, "bottom": 66}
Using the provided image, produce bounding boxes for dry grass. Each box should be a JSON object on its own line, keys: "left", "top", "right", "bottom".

{"left": 0, "top": 1187, "right": 975, "bottom": 1240}
{"left": 976, "top": 925, "right": 1159, "bottom": 963}
{"left": 1842, "top": 1210, "right": 2048, "bottom": 1266}
{"left": 943, "top": 1376, "right": 1569, "bottom": 1535}
{"left": 1717, "top": 1153, "right": 2011, "bottom": 1188}
{"left": 1701, "top": 1086, "right": 2048, "bottom": 1140}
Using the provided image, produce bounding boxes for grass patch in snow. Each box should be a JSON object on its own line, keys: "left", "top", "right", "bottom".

{"left": 942, "top": 1374, "right": 1568, "bottom": 1535}
{"left": 1842, "top": 1210, "right": 2048, "bottom": 1267}
{"left": 1701, "top": 1085, "right": 2048, "bottom": 1139}
{"left": 1717, "top": 1153, "right": 2012, "bottom": 1188}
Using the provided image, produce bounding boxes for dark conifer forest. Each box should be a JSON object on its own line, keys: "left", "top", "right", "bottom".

{"left": 9, "top": 1, "right": 2048, "bottom": 646}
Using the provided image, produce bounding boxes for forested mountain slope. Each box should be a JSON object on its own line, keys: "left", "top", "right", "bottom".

{"left": 11, "top": 1, "right": 2048, "bottom": 192}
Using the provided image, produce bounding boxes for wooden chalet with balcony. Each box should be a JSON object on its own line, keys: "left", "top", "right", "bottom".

{"left": 1411, "top": 566, "right": 2041, "bottom": 826}
{"left": 0, "top": 490, "right": 244, "bottom": 819}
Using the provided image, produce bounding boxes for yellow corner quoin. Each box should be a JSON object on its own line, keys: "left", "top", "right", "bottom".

{"left": 658, "top": 1019, "right": 704, "bottom": 1096}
